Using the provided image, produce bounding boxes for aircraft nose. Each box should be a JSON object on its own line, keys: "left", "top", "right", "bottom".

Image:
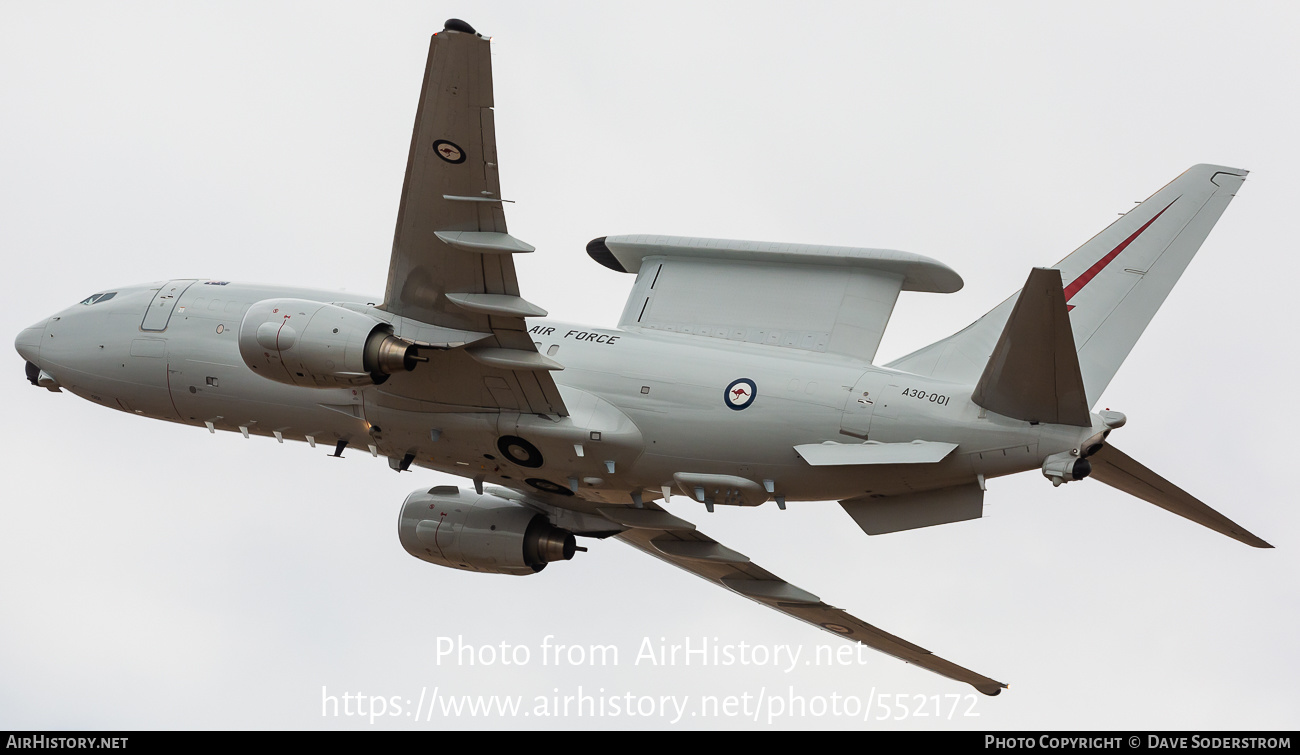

{"left": 15, "top": 324, "right": 43, "bottom": 366}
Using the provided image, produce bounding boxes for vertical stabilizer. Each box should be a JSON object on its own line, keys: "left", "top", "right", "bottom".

{"left": 889, "top": 165, "right": 1248, "bottom": 407}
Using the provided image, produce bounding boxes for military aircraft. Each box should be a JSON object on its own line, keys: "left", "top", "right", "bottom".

{"left": 13, "top": 19, "right": 1270, "bottom": 697}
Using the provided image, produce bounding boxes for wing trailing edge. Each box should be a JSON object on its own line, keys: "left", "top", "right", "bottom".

{"left": 971, "top": 267, "right": 1091, "bottom": 427}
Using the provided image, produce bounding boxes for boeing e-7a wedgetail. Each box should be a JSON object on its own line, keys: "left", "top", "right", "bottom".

{"left": 14, "top": 19, "right": 1270, "bottom": 696}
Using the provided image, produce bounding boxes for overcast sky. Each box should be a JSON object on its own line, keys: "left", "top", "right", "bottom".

{"left": 3, "top": 1, "right": 1298, "bottom": 730}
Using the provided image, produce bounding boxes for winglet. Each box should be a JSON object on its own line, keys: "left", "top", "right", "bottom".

{"left": 971, "top": 267, "right": 1091, "bottom": 426}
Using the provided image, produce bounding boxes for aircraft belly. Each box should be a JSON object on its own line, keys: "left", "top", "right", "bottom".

{"left": 365, "top": 405, "right": 500, "bottom": 467}
{"left": 43, "top": 363, "right": 177, "bottom": 421}
{"left": 169, "top": 365, "right": 365, "bottom": 441}
{"left": 623, "top": 394, "right": 831, "bottom": 465}
{"left": 363, "top": 385, "right": 650, "bottom": 503}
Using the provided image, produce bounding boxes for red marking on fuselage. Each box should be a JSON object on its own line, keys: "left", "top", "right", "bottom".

{"left": 1063, "top": 198, "right": 1178, "bottom": 305}
{"left": 273, "top": 316, "right": 296, "bottom": 383}
{"left": 274, "top": 316, "right": 291, "bottom": 350}
{"left": 732, "top": 388, "right": 748, "bottom": 398}
{"left": 432, "top": 511, "right": 449, "bottom": 562}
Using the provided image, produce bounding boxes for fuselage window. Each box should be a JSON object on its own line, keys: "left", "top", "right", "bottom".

{"left": 78, "top": 292, "right": 117, "bottom": 305}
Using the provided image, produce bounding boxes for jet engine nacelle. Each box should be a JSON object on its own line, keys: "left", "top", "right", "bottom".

{"left": 398, "top": 487, "right": 580, "bottom": 576}
{"left": 238, "top": 298, "right": 423, "bottom": 387}
{"left": 1042, "top": 450, "right": 1092, "bottom": 487}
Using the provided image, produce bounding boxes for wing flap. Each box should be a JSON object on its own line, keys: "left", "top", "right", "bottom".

{"left": 650, "top": 538, "right": 749, "bottom": 564}
{"left": 615, "top": 505, "right": 1007, "bottom": 695}
{"left": 597, "top": 507, "right": 696, "bottom": 531}
{"left": 1089, "top": 444, "right": 1272, "bottom": 548}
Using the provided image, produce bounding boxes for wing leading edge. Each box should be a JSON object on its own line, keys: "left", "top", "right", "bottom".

{"left": 608, "top": 504, "right": 1007, "bottom": 696}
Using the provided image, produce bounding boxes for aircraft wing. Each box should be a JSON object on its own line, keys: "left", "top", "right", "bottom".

{"left": 608, "top": 505, "right": 1007, "bottom": 696}
{"left": 378, "top": 21, "right": 565, "bottom": 416}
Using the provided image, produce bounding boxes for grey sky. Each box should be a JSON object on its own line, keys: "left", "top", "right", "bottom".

{"left": 2, "top": 1, "right": 1297, "bottom": 729}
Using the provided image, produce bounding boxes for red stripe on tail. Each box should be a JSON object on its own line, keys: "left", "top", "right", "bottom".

{"left": 1063, "top": 198, "right": 1178, "bottom": 305}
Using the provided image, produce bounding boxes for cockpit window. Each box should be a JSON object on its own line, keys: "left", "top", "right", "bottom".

{"left": 79, "top": 292, "right": 117, "bottom": 305}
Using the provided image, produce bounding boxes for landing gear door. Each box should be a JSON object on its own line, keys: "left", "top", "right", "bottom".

{"left": 141, "top": 279, "right": 199, "bottom": 332}
{"left": 840, "top": 370, "right": 889, "bottom": 440}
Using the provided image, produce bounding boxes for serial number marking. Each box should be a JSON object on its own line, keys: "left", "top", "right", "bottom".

{"left": 901, "top": 387, "right": 950, "bottom": 406}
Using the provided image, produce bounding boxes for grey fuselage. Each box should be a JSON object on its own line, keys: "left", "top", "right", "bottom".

{"left": 16, "top": 280, "right": 1098, "bottom": 511}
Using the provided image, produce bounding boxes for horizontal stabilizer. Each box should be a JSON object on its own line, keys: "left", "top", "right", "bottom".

{"left": 795, "top": 441, "right": 957, "bottom": 466}
{"left": 1089, "top": 444, "right": 1272, "bottom": 548}
{"left": 840, "top": 483, "right": 984, "bottom": 535}
{"left": 971, "top": 268, "right": 1091, "bottom": 426}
